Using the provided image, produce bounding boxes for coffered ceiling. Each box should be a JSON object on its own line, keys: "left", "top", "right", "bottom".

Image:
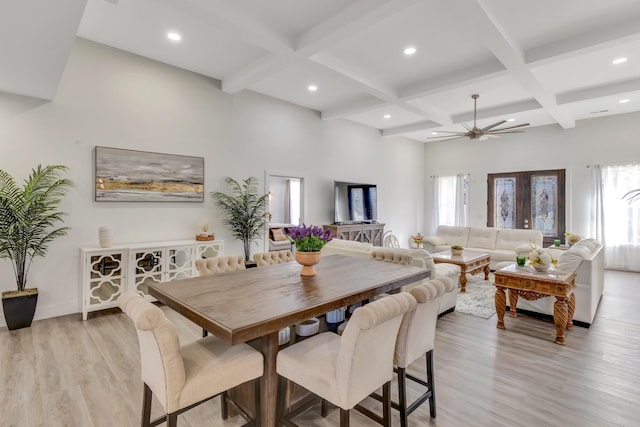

{"left": 3, "top": 0, "right": 640, "bottom": 142}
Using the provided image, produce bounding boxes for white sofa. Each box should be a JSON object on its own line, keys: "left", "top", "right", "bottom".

{"left": 513, "top": 238, "right": 604, "bottom": 326}
{"left": 321, "top": 239, "right": 461, "bottom": 315}
{"left": 424, "top": 225, "right": 543, "bottom": 269}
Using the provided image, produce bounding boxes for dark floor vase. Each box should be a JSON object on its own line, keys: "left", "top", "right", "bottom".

{"left": 2, "top": 289, "right": 38, "bottom": 330}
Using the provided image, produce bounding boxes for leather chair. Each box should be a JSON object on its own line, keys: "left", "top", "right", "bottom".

{"left": 276, "top": 292, "right": 417, "bottom": 427}
{"left": 118, "top": 292, "right": 263, "bottom": 427}
{"left": 253, "top": 250, "right": 294, "bottom": 266}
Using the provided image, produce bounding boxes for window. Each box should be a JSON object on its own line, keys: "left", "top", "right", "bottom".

{"left": 432, "top": 174, "right": 468, "bottom": 229}
{"left": 487, "top": 169, "right": 565, "bottom": 246}
{"left": 600, "top": 163, "right": 640, "bottom": 271}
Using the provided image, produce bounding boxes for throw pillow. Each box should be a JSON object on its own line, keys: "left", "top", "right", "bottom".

{"left": 272, "top": 228, "right": 288, "bottom": 241}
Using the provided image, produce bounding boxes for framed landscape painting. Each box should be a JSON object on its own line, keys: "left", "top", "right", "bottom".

{"left": 95, "top": 146, "right": 204, "bottom": 202}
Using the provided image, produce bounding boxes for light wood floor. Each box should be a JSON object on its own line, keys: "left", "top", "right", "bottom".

{"left": 2, "top": 270, "right": 639, "bottom": 427}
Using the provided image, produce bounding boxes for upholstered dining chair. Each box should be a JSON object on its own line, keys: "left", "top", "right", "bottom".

{"left": 389, "top": 277, "right": 454, "bottom": 426}
{"left": 276, "top": 292, "right": 417, "bottom": 427}
{"left": 195, "top": 255, "right": 246, "bottom": 337}
{"left": 118, "top": 292, "right": 263, "bottom": 427}
{"left": 361, "top": 270, "right": 454, "bottom": 426}
{"left": 253, "top": 250, "right": 294, "bottom": 266}
{"left": 195, "top": 255, "right": 245, "bottom": 276}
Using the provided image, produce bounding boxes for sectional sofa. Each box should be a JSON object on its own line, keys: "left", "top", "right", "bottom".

{"left": 321, "top": 239, "right": 461, "bottom": 315}
{"left": 515, "top": 238, "right": 604, "bottom": 326}
{"left": 423, "top": 225, "right": 543, "bottom": 269}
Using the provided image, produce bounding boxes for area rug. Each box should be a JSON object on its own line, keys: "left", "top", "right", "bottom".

{"left": 454, "top": 274, "right": 496, "bottom": 319}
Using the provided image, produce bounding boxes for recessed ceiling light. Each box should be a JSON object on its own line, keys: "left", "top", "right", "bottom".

{"left": 383, "top": 114, "right": 391, "bottom": 119}
{"left": 619, "top": 98, "right": 630, "bottom": 103}
{"left": 403, "top": 47, "right": 417, "bottom": 56}
{"left": 506, "top": 118, "right": 515, "bottom": 122}
{"left": 431, "top": 131, "right": 438, "bottom": 135}
{"left": 308, "top": 85, "right": 318, "bottom": 92}
{"left": 612, "top": 57, "right": 628, "bottom": 65}
{"left": 167, "top": 32, "right": 181, "bottom": 41}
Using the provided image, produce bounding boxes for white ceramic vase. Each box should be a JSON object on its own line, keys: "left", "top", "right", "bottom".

{"left": 98, "top": 226, "right": 113, "bottom": 248}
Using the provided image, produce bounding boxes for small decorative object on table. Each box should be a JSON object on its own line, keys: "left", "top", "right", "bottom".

{"left": 287, "top": 224, "right": 332, "bottom": 276}
{"left": 412, "top": 232, "right": 424, "bottom": 248}
{"left": 528, "top": 244, "right": 557, "bottom": 272}
{"left": 564, "top": 232, "right": 581, "bottom": 246}
{"left": 451, "top": 245, "right": 464, "bottom": 256}
{"left": 295, "top": 317, "right": 320, "bottom": 336}
{"left": 195, "top": 224, "right": 215, "bottom": 241}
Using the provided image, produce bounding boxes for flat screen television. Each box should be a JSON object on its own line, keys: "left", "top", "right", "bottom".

{"left": 334, "top": 181, "right": 378, "bottom": 224}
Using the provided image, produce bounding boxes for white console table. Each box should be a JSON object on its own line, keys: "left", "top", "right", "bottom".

{"left": 79, "top": 239, "right": 223, "bottom": 320}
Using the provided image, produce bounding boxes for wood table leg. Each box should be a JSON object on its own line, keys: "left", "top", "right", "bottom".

{"left": 508, "top": 290, "right": 518, "bottom": 317}
{"left": 459, "top": 267, "right": 467, "bottom": 293}
{"left": 567, "top": 292, "right": 576, "bottom": 330}
{"left": 495, "top": 287, "right": 506, "bottom": 330}
{"left": 484, "top": 264, "right": 490, "bottom": 280}
{"left": 553, "top": 297, "right": 568, "bottom": 345}
{"left": 261, "top": 331, "right": 280, "bottom": 427}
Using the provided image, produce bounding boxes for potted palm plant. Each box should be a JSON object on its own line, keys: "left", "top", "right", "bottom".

{"left": 0, "top": 165, "right": 73, "bottom": 330}
{"left": 211, "top": 176, "right": 269, "bottom": 262}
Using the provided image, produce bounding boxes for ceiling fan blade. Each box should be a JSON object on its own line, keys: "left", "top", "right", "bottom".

{"left": 488, "top": 123, "right": 530, "bottom": 132}
{"left": 481, "top": 120, "right": 507, "bottom": 131}
{"left": 461, "top": 123, "right": 473, "bottom": 131}
{"left": 429, "top": 130, "right": 469, "bottom": 134}
{"left": 426, "top": 133, "right": 467, "bottom": 139}
{"left": 487, "top": 130, "right": 527, "bottom": 135}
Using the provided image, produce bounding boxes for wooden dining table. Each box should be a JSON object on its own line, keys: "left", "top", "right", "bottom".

{"left": 148, "top": 253, "right": 430, "bottom": 427}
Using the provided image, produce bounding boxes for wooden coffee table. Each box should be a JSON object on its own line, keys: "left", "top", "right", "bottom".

{"left": 432, "top": 249, "right": 490, "bottom": 292}
{"left": 494, "top": 263, "right": 576, "bottom": 345}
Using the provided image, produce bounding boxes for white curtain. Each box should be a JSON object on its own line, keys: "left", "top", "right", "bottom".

{"left": 589, "top": 165, "right": 604, "bottom": 245}
{"left": 600, "top": 163, "right": 640, "bottom": 271}
{"left": 432, "top": 174, "right": 468, "bottom": 231}
{"left": 455, "top": 173, "right": 469, "bottom": 226}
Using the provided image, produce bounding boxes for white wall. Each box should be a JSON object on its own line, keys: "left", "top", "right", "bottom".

{"left": 423, "top": 112, "right": 640, "bottom": 236}
{"left": 0, "top": 38, "right": 424, "bottom": 325}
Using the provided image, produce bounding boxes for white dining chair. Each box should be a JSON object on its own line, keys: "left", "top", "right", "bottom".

{"left": 118, "top": 292, "right": 263, "bottom": 427}
{"left": 275, "top": 292, "right": 417, "bottom": 427}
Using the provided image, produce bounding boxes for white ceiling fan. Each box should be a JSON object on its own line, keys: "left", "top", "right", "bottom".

{"left": 427, "top": 94, "right": 530, "bottom": 142}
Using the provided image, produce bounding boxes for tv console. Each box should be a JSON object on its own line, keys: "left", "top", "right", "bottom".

{"left": 323, "top": 223, "right": 385, "bottom": 246}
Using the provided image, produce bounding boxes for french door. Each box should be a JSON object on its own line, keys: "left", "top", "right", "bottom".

{"left": 487, "top": 169, "right": 565, "bottom": 246}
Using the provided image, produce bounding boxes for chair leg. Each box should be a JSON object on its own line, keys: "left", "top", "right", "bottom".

{"left": 167, "top": 413, "right": 177, "bottom": 427}
{"left": 397, "top": 368, "right": 408, "bottom": 427}
{"left": 220, "top": 391, "right": 229, "bottom": 419}
{"left": 202, "top": 328, "right": 208, "bottom": 337}
{"left": 142, "top": 383, "right": 152, "bottom": 427}
{"left": 340, "top": 408, "right": 350, "bottom": 427}
{"left": 426, "top": 350, "right": 436, "bottom": 418}
{"left": 321, "top": 399, "right": 328, "bottom": 418}
{"left": 382, "top": 382, "right": 391, "bottom": 427}
{"left": 253, "top": 377, "right": 261, "bottom": 427}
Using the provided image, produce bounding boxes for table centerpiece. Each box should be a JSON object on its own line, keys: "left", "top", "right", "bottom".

{"left": 287, "top": 224, "right": 332, "bottom": 276}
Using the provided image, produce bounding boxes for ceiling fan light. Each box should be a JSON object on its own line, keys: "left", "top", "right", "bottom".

{"left": 612, "top": 57, "right": 628, "bottom": 65}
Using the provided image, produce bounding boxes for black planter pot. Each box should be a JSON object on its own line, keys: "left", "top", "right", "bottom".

{"left": 2, "top": 288, "right": 38, "bottom": 330}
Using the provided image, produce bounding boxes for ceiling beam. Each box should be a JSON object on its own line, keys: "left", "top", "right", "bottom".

{"left": 525, "top": 15, "right": 640, "bottom": 65}
{"left": 382, "top": 120, "right": 441, "bottom": 137}
{"left": 222, "top": 0, "right": 422, "bottom": 93}
{"left": 155, "top": 0, "right": 294, "bottom": 55}
{"left": 452, "top": 99, "right": 542, "bottom": 123}
{"left": 458, "top": 0, "right": 574, "bottom": 129}
{"left": 397, "top": 59, "right": 507, "bottom": 100}
{"left": 557, "top": 77, "right": 640, "bottom": 105}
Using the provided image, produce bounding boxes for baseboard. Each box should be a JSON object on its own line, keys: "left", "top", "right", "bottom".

{"left": 506, "top": 306, "right": 591, "bottom": 328}
{"left": 0, "top": 301, "right": 78, "bottom": 328}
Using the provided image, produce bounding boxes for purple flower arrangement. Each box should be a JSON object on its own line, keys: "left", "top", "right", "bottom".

{"left": 287, "top": 224, "right": 332, "bottom": 252}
